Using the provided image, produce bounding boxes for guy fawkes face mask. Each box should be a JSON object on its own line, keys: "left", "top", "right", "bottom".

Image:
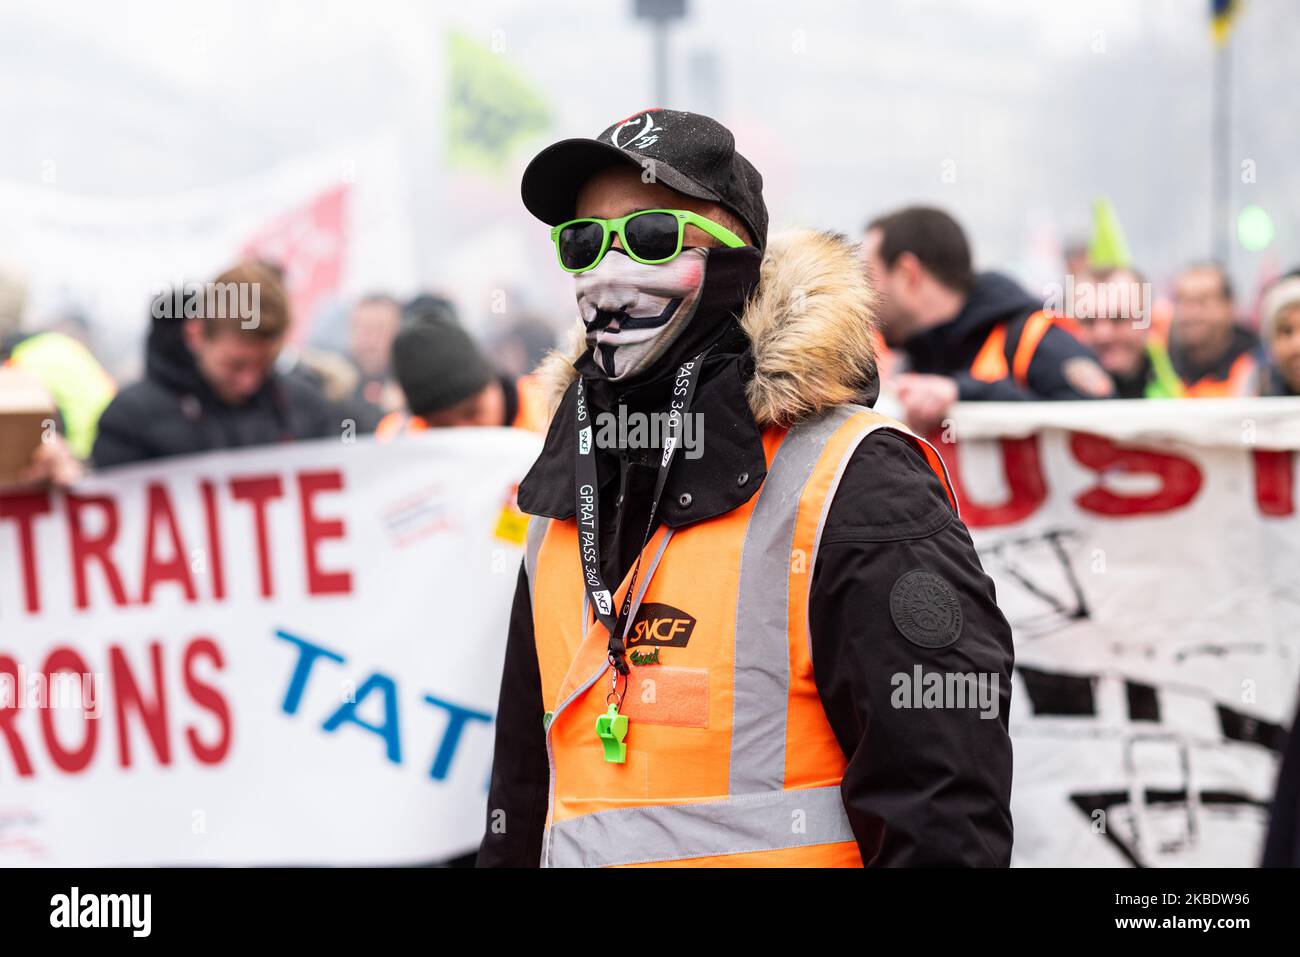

{"left": 574, "top": 247, "right": 708, "bottom": 382}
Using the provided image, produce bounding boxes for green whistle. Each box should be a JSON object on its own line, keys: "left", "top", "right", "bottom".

{"left": 595, "top": 703, "right": 629, "bottom": 764}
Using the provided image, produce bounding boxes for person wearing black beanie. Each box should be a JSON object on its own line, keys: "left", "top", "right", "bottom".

{"left": 393, "top": 318, "right": 497, "bottom": 421}
{"left": 378, "top": 313, "right": 549, "bottom": 434}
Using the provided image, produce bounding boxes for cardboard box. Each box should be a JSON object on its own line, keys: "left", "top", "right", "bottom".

{"left": 0, "top": 367, "right": 58, "bottom": 488}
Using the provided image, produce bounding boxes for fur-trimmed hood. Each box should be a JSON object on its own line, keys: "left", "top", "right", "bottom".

{"left": 533, "top": 229, "right": 879, "bottom": 427}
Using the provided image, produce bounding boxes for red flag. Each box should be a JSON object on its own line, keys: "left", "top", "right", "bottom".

{"left": 240, "top": 183, "right": 349, "bottom": 343}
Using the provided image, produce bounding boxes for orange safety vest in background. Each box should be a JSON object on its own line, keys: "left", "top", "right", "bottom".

{"left": 524, "top": 406, "right": 957, "bottom": 867}
{"left": 1179, "top": 350, "right": 1257, "bottom": 398}
{"left": 374, "top": 409, "right": 426, "bottom": 440}
{"left": 511, "top": 373, "right": 550, "bottom": 433}
{"left": 969, "top": 310, "right": 1072, "bottom": 390}
{"left": 376, "top": 374, "right": 549, "bottom": 439}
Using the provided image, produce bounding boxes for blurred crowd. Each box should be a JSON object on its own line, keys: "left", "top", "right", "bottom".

{"left": 0, "top": 259, "right": 560, "bottom": 485}
{"left": 2, "top": 201, "right": 1299, "bottom": 487}
{"left": 860, "top": 205, "right": 1299, "bottom": 435}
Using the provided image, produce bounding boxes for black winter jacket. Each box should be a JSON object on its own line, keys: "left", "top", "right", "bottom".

{"left": 92, "top": 314, "right": 339, "bottom": 468}
{"left": 905, "top": 272, "right": 1113, "bottom": 401}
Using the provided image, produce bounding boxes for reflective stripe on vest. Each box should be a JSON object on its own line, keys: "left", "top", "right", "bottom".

{"left": 549, "top": 783, "right": 851, "bottom": 868}
{"left": 524, "top": 511, "right": 549, "bottom": 614}
{"left": 526, "top": 404, "right": 957, "bottom": 867}
{"left": 969, "top": 310, "right": 1056, "bottom": 390}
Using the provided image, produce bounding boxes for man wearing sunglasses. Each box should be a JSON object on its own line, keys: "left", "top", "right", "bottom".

{"left": 480, "top": 108, "right": 1014, "bottom": 868}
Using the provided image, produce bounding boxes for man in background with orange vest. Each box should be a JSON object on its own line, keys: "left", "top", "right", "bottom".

{"left": 376, "top": 313, "right": 548, "bottom": 435}
{"left": 1169, "top": 261, "right": 1261, "bottom": 397}
{"left": 478, "top": 109, "right": 1013, "bottom": 868}
{"left": 862, "top": 207, "right": 1114, "bottom": 434}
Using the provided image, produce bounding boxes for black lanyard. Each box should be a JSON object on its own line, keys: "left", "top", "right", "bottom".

{"left": 573, "top": 351, "right": 707, "bottom": 675}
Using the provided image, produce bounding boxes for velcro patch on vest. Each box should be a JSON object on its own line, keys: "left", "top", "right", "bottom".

{"left": 619, "top": 667, "right": 709, "bottom": 728}
{"left": 889, "top": 570, "right": 963, "bottom": 649}
{"left": 625, "top": 603, "right": 696, "bottom": 649}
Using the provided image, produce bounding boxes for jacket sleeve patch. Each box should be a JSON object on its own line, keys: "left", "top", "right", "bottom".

{"left": 1062, "top": 355, "right": 1116, "bottom": 398}
{"left": 889, "top": 569, "right": 963, "bottom": 648}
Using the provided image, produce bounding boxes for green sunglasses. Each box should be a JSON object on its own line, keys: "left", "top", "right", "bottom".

{"left": 551, "top": 208, "right": 746, "bottom": 274}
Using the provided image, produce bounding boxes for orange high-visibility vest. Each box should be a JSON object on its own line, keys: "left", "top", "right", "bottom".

{"left": 1180, "top": 350, "right": 1257, "bottom": 398}
{"left": 524, "top": 405, "right": 957, "bottom": 867}
{"left": 376, "top": 374, "right": 549, "bottom": 439}
{"left": 969, "top": 310, "right": 1068, "bottom": 389}
{"left": 511, "top": 373, "right": 550, "bottom": 433}
{"left": 375, "top": 409, "right": 427, "bottom": 440}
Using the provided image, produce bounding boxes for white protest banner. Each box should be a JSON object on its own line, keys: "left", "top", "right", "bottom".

{"left": 0, "top": 429, "right": 540, "bottom": 865}
{"left": 4, "top": 398, "right": 1297, "bottom": 868}
{"left": 0, "top": 135, "right": 416, "bottom": 352}
{"left": 938, "top": 398, "right": 1300, "bottom": 867}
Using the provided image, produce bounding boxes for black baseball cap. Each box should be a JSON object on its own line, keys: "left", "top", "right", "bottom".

{"left": 520, "top": 108, "right": 768, "bottom": 250}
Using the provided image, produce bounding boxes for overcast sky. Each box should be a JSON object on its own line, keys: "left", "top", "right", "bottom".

{"left": 2, "top": 0, "right": 1296, "bottom": 339}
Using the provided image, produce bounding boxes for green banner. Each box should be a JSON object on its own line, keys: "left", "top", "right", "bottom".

{"left": 446, "top": 30, "right": 551, "bottom": 175}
